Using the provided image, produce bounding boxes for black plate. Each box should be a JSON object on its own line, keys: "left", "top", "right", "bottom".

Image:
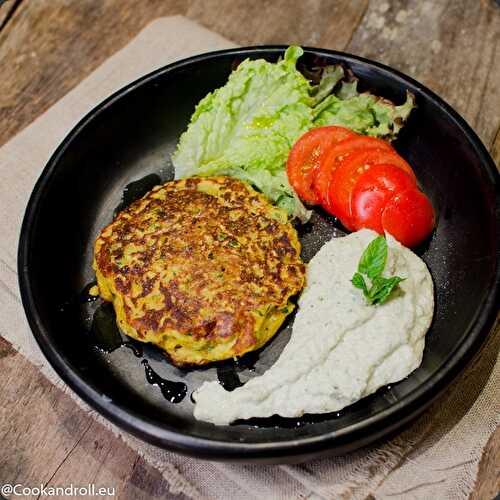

{"left": 18, "top": 46, "right": 499, "bottom": 463}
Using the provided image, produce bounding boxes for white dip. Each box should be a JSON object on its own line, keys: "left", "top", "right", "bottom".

{"left": 194, "top": 229, "right": 434, "bottom": 425}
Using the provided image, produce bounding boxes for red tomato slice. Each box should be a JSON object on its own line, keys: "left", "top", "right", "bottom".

{"left": 287, "top": 126, "right": 356, "bottom": 204}
{"left": 350, "top": 164, "right": 417, "bottom": 233}
{"left": 326, "top": 148, "right": 416, "bottom": 228}
{"left": 381, "top": 189, "right": 435, "bottom": 247}
{"left": 313, "top": 136, "right": 393, "bottom": 205}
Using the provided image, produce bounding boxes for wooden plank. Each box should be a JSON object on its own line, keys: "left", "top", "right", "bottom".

{"left": 0, "top": 338, "right": 186, "bottom": 499}
{"left": 0, "top": 0, "right": 187, "bottom": 148}
{"left": 471, "top": 425, "right": 500, "bottom": 500}
{"left": 0, "top": 0, "right": 370, "bottom": 148}
{"left": 186, "top": 0, "right": 368, "bottom": 48}
{"left": 346, "top": 0, "right": 500, "bottom": 147}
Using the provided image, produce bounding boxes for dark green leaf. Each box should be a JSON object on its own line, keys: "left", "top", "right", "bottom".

{"left": 351, "top": 272, "right": 369, "bottom": 296}
{"left": 358, "top": 235, "right": 387, "bottom": 279}
{"left": 351, "top": 235, "right": 405, "bottom": 306}
{"left": 369, "top": 276, "right": 405, "bottom": 305}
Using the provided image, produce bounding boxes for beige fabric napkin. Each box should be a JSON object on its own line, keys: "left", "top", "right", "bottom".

{"left": 0, "top": 15, "right": 498, "bottom": 500}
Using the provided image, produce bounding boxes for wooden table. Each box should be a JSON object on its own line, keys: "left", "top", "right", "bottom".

{"left": 0, "top": 1, "right": 498, "bottom": 498}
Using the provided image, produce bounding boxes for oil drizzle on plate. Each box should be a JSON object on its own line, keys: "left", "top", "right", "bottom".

{"left": 89, "top": 300, "right": 186, "bottom": 403}
{"left": 216, "top": 349, "right": 261, "bottom": 391}
{"left": 142, "top": 359, "right": 187, "bottom": 403}
{"left": 234, "top": 410, "right": 344, "bottom": 429}
{"left": 234, "top": 350, "right": 259, "bottom": 372}
{"left": 90, "top": 302, "right": 123, "bottom": 353}
{"left": 216, "top": 361, "right": 244, "bottom": 392}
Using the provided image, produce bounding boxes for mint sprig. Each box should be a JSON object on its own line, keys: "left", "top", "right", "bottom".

{"left": 351, "top": 236, "right": 404, "bottom": 305}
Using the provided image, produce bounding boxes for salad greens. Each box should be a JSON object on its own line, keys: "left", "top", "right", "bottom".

{"left": 313, "top": 86, "right": 415, "bottom": 138}
{"left": 172, "top": 46, "right": 414, "bottom": 220}
{"left": 351, "top": 235, "right": 405, "bottom": 305}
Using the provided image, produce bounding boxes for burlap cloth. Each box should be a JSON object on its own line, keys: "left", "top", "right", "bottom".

{"left": 0, "top": 16, "right": 498, "bottom": 499}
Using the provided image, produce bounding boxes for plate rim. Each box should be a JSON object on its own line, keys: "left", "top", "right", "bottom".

{"left": 17, "top": 45, "right": 500, "bottom": 461}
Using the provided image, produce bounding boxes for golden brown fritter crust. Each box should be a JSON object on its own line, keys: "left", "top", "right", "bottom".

{"left": 93, "top": 176, "right": 305, "bottom": 366}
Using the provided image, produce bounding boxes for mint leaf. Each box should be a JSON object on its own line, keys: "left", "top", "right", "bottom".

{"left": 358, "top": 235, "right": 387, "bottom": 279}
{"left": 368, "top": 276, "right": 405, "bottom": 305}
{"left": 352, "top": 235, "right": 404, "bottom": 306}
{"left": 351, "top": 272, "right": 369, "bottom": 296}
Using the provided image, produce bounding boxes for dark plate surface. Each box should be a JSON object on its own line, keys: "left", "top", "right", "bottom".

{"left": 18, "top": 47, "right": 499, "bottom": 463}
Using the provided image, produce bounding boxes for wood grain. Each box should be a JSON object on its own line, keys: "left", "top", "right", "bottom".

{"left": 471, "top": 426, "right": 500, "bottom": 500}
{"left": 0, "top": 0, "right": 498, "bottom": 498}
{"left": 0, "top": 0, "right": 371, "bottom": 149}
{"left": 185, "top": 0, "right": 368, "bottom": 48}
{"left": 346, "top": 0, "right": 500, "bottom": 147}
{"left": 0, "top": 340, "right": 186, "bottom": 499}
{"left": 0, "top": 0, "right": 186, "bottom": 147}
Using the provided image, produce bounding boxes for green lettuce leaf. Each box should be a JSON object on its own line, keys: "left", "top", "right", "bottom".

{"left": 172, "top": 46, "right": 313, "bottom": 221}
{"left": 311, "top": 65, "right": 345, "bottom": 105}
{"left": 313, "top": 75, "right": 415, "bottom": 140}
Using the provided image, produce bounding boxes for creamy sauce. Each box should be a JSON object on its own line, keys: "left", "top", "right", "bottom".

{"left": 193, "top": 229, "right": 434, "bottom": 425}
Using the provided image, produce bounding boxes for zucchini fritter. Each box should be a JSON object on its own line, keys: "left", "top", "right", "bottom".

{"left": 93, "top": 176, "right": 305, "bottom": 366}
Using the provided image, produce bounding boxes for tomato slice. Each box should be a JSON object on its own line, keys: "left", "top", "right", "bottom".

{"left": 381, "top": 189, "right": 435, "bottom": 247}
{"left": 287, "top": 126, "right": 356, "bottom": 204}
{"left": 313, "top": 136, "right": 393, "bottom": 205}
{"left": 350, "top": 164, "right": 417, "bottom": 233}
{"left": 326, "top": 148, "right": 416, "bottom": 228}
